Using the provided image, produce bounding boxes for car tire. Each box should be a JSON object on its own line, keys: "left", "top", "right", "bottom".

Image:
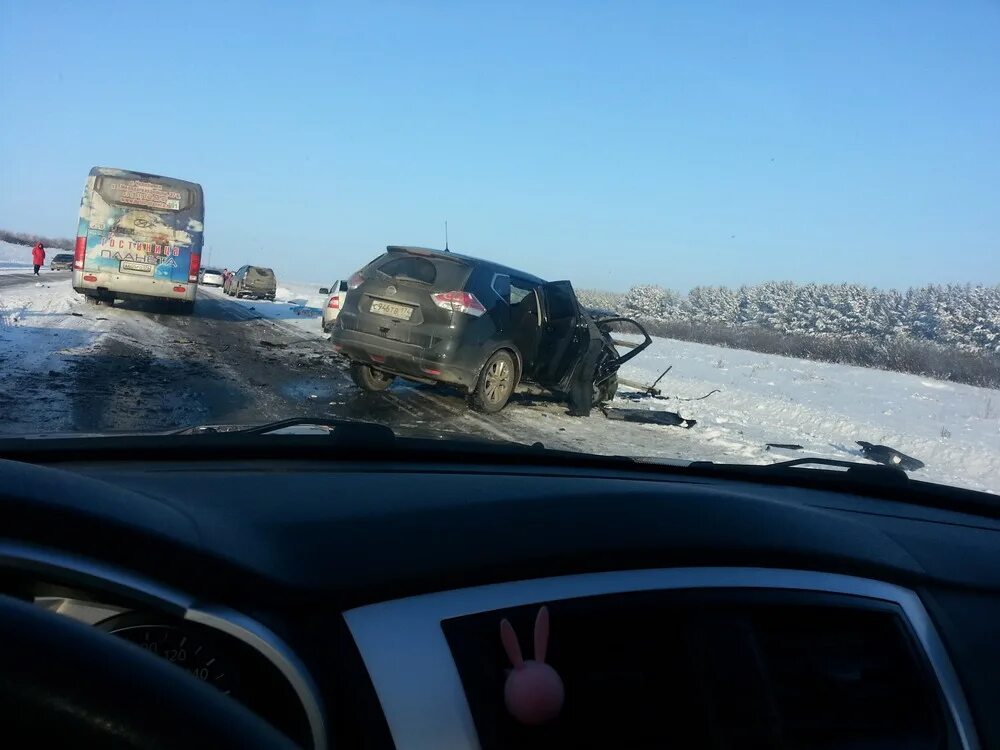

{"left": 594, "top": 374, "right": 618, "bottom": 405}
{"left": 350, "top": 362, "right": 395, "bottom": 392}
{"left": 470, "top": 350, "right": 516, "bottom": 413}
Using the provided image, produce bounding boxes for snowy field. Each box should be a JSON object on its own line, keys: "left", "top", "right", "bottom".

{"left": 0, "top": 240, "right": 33, "bottom": 270}
{"left": 2, "top": 274, "right": 997, "bottom": 494}
{"left": 608, "top": 337, "right": 999, "bottom": 493}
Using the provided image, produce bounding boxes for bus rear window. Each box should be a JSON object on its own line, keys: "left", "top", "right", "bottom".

{"left": 94, "top": 177, "right": 192, "bottom": 212}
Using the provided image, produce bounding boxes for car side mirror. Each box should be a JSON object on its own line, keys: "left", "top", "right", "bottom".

{"left": 318, "top": 288, "right": 330, "bottom": 295}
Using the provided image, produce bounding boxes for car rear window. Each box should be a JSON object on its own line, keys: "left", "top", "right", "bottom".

{"left": 375, "top": 254, "right": 471, "bottom": 290}
{"left": 53, "top": 254, "right": 73, "bottom": 262}
{"left": 338, "top": 280, "right": 348, "bottom": 292}
{"left": 249, "top": 267, "right": 274, "bottom": 278}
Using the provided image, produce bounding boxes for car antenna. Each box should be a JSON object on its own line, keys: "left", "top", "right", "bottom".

{"left": 444, "top": 220, "right": 449, "bottom": 252}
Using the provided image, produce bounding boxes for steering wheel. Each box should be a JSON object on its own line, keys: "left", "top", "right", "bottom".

{"left": 0, "top": 593, "right": 295, "bottom": 749}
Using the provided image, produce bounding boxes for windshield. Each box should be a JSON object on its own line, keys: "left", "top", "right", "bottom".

{"left": 0, "top": 4, "right": 996, "bottom": 494}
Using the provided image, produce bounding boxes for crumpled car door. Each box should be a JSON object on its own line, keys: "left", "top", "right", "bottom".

{"left": 533, "top": 280, "right": 588, "bottom": 392}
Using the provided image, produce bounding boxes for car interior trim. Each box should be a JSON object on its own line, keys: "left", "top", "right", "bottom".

{"left": 0, "top": 539, "right": 328, "bottom": 750}
{"left": 345, "top": 566, "right": 979, "bottom": 750}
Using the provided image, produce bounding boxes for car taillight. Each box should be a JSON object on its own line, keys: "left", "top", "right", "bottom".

{"left": 188, "top": 253, "right": 200, "bottom": 283}
{"left": 73, "top": 236, "right": 86, "bottom": 270}
{"left": 327, "top": 296, "right": 340, "bottom": 309}
{"left": 347, "top": 271, "right": 365, "bottom": 290}
{"left": 432, "top": 290, "right": 486, "bottom": 317}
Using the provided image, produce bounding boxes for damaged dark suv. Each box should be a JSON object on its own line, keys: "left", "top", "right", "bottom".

{"left": 331, "top": 246, "right": 649, "bottom": 412}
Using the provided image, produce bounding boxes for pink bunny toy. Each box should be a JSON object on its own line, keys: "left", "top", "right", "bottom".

{"left": 499, "top": 605, "right": 565, "bottom": 725}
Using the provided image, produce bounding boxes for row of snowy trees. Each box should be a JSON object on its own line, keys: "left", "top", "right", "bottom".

{"left": 577, "top": 283, "right": 1000, "bottom": 355}
{"left": 0, "top": 229, "right": 73, "bottom": 251}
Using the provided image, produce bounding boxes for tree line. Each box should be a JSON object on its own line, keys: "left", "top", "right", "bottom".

{"left": 578, "top": 282, "right": 1000, "bottom": 388}
{"left": 0, "top": 229, "right": 74, "bottom": 251}
{"left": 579, "top": 282, "right": 1000, "bottom": 356}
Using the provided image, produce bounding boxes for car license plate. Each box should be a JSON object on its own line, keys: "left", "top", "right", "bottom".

{"left": 120, "top": 260, "right": 154, "bottom": 274}
{"left": 370, "top": 299, "right": 414, "bottom": 320}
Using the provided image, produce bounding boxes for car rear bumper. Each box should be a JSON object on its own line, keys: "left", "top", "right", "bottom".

{"left": 331, "top": 327, "right": 478, "bottom": 389}
{"left": 238, "top": 286, "right": 275, "bottom": 298}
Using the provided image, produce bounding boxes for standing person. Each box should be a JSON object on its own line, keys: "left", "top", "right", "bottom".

{"left": 31, "top": 243, "right": 45, "bottom": 275}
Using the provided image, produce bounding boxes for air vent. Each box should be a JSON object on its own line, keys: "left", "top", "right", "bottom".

{"left": 443, "top": 590, "right": 951, "bottom": 750}
{"left": 751, "top": 605, "right": 943, "bottom": 749}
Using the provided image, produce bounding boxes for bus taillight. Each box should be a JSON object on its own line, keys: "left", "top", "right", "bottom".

{"left": 73, "top": 236, "right": 86, "bottom": 270}
{"left": 188, "top": 252, "right": 200, "bottom": 283}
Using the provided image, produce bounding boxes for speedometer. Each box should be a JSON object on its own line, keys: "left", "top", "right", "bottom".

{"left": 98, "top": 616, "right": 236, "bottom": 696}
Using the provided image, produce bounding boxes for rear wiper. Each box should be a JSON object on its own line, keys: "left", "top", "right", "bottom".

{"left": 172, "top": 417, "right": 396, "bottom": 442}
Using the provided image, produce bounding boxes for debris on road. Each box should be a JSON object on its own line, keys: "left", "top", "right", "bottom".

{"left": 766, "top": 443, "right": 804, "bottom": 451}
{"left": 259, "top": 340, "right": 287, "bottom": 349}
{"left": 857, "top": 441, "right": 925, "bottom": 471}
{"left": 601, "top": 407, "right": 696, "bottom": 428}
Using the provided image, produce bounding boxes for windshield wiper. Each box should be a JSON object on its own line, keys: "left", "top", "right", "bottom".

{"left": 690, "top": 456, "right": 909, "bottom": 485}
{"left": 172, "top": 417, "right": 397, "bottom": 441}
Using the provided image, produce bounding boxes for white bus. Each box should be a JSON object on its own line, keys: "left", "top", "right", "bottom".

{"left": 73, "top": 167, "right": 205, "bottom": 314}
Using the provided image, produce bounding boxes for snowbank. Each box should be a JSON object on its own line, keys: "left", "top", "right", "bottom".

{"left": 604, "top": 336, "right": 998, "bottom": 494}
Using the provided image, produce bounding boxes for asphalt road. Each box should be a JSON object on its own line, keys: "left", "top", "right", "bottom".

{"left": 0, "top": 269, "right": 71, "bottom": 289}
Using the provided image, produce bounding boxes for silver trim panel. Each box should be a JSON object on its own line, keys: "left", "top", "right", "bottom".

{"left": 344, "top": 567, "right": 979, "bottom": 750}
{"left": 0, "top": 540, "right": 327, "bottom": 750}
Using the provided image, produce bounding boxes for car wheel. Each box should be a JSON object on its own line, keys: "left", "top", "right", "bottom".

{"left": 594, "top": 373, "right": 618, "bottom": 405}
{"left": 350, "top": 362, "right": 395, "bottom": 392}
{"left": 471, "top": 350, "right": 516, "bottom": 413}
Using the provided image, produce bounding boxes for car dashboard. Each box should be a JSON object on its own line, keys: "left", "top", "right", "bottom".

{"left": 1, "top": 451, "right": 999, "bottom": 749}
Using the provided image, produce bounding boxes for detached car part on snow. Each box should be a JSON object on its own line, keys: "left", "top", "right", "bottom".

{"left": 330, "top": 245, "right": 653, "bottom": 413}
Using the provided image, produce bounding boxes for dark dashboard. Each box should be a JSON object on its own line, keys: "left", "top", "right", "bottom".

{"left": 1, "top": 440, "right": 999, "bottom": 749}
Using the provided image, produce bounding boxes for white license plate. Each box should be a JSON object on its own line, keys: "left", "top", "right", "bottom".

{"left": 120, "top": 260, "right": 154, "bottom": 274}
{"left": 370, "top": 299, "right": 415, "bottom": 320}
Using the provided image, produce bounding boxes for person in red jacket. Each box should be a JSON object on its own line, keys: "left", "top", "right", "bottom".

{"left": 31, "top": 243, "right": 45, "bottom": 275}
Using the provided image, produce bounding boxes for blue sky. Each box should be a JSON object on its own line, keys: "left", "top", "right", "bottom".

{"left": 1, "top": 0, "right": 998, "bottom": 291}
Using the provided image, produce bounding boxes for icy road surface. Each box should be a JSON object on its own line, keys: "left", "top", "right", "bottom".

{"left": 0, "top": 274, "right": 997, "bottom": 494}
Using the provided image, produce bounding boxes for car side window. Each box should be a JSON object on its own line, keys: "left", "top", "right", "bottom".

{"left": 492, "top": 274, "right": 511, "bottom": 302}
{"left": 510, "top": 278, "right": 537, "bottom": 305}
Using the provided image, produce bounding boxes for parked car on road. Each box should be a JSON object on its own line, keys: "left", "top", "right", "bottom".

{"left": 199, "top": 267, "right": 224, "bottom": 287}
{"left": 49, "top": 253, "right": 74, "bottom": 271}
{"left": 319, "top": 280, "right": 349, "bottom": 332}
{"left": 331, "top": 245, "right": 646, "bottom": 412}
{"left": 227, "top": 265, "right": 276, "bottom": 300}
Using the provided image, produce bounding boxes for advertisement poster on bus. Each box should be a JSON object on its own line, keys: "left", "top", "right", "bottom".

{"left": 77, "top": 168, "right": 204, "bottom": 284}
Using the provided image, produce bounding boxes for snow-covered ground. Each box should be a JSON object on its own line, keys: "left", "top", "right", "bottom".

{"left": 0, "top": 276, "right": 174, "bottom": 431}
{"left": 200, "top": 281, "right": 329, "bottom": 338}
{"left": 501, "top": 333, "right": 1000, "bottom": 494}
{"left": 0, "top": 240, "right": 33, "bottom": 270}
{"left": 2, "top": 274, "right": 997, "bottom": 493}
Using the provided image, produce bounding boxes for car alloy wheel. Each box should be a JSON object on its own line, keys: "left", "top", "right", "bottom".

{"left": 471, "top": 350, "right": 516, "bottom": 413}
